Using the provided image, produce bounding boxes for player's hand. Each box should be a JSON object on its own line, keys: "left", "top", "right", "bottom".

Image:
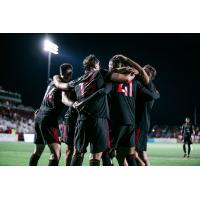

{"left": 114, "top": 54, "right": 127, "bottom": 61}
{"left": 114, "top": 66, "right": 133, "bottom": 74}
{"left": 72, "top": 101, "right": 85, "bottom": 112}
{"left": 130, "top": 68, "right": 139, "bottom": 75}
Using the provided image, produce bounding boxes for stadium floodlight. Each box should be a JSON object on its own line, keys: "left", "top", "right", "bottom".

{"left": 44, "top": 40, "right": 59, "bottom": 54}
{"left": 43, "top": 39, "right": 59, "bottom": 84}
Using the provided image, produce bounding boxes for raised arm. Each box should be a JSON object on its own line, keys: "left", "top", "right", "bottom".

{"left": 110, "top": 73, "right": 136, "bottom": 83}
{"left": 115, "top": 55, "right": 150, "bottom": 85}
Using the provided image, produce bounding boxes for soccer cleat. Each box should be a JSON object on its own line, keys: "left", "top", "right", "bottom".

{"left": 183, "top": 154, "right": 187, "bottom": 158}
{"left": 187, "top": 155, "right": 190, "bottom": 158}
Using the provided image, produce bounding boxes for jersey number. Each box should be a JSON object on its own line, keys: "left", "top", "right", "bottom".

{"left": 117, "top": 82, "right": 132, "bottom": 97}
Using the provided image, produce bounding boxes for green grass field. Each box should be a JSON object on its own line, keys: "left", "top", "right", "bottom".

{"left": 0, "top": 141, "right": 200, "bottom": 166}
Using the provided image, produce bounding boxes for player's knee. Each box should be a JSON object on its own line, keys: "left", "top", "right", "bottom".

{"left": 66, "top": 145, "right": 73, "bottom": 155}
{"left": 128, "top": 147, "right": 136, "bottom": 155}
{"left": 90, "top": 152, "right": 102, "bottom": 160}
{"left": 74, "top": 150, "right": 84, "bottom": 158}
{"left": 33, "top": 145, "right": 45, "bottom": 156}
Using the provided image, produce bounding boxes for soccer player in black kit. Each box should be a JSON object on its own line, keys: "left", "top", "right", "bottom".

{"left": 29, "top": 63, "right": 73, "bottom": 166}
{"left": 56, "top": 54, "right": 136, "bottom": 166}
{"left": 181, "top": 117, "right": 195, "bottom": 158}
{"left": 135, "top": 64, "right": 160, "bottom": 166}
{"left": 53, "top": 72, "right": 78, "bottom": 166}
{"left": 108, "top": 55, "right": 159, "bottom": 166}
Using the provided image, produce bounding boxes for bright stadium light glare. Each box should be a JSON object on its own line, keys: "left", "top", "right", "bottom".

{"left": 43, "top": 39, "right": 59, "bottom": 84}
{"left": 44, "top": 39, "right": 59, "bottom": 54}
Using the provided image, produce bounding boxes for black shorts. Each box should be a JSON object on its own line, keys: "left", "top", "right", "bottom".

{"left": 74, "top": 118, "right": 110, "bottom": 154}
{"left": 62, "top": 120, "right": 76, "bottom": 146}
{"left": 110, "top": 125, "right": 135, "bottom": 149}
{"left": 184, "top": 136, "right": 192, "bottom": 145}
{"left": 34, "top": 116, "right": 61, "bottom": 145}
{"left": 135, "top": 128, "right": 147, "bottom": 152}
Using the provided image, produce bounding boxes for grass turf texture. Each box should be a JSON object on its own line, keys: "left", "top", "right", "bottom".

{"left": 0, "top": 142, "right": 200, "bottom": 166}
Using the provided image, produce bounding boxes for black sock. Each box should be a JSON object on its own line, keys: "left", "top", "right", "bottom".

{"left": 89, "top": 159, "right": 100, "bottom": 166}
{"left": 70, "top": 154, "right": 83, "bottom": 166}
{"left": 188, "top": 144, "right": 191, "bottom": 155}
{"left": 183, "top": 144, "right": 186, "bottom": 154}
{"left": 126, "top": 154, "right": 137, "bottom": 166}
{"left": 102, "top": 151, "right": 112, "bottom": 166}
{"left": 116, "top": 150, "right": 125, "bottom": 166}
{"left": 29, "top": 154, "right": 40, "bottom": 166}
{"left": 48, "top": 159, "right": 59, "bottom": 166}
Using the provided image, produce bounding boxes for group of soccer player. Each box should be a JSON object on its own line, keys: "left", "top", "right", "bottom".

{"left": 29, "top": 54, "right": 160, "bottom": 166}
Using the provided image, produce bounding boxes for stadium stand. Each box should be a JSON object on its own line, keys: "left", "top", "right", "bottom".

{"left": 0, "top": 86, "right": 34, "bottom": 141}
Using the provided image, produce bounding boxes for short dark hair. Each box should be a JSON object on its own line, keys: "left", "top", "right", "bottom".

{"left": 109, "top": 55, "right": 126, "bottom": 69}
{"left": 144, "top": 64, "right": 157, "bottom": 80}
{"left": 60, "top": 63, "right": 73, "bottom": 76}
{"left": 83, "top": 54, "right": 99, "bottom": 70}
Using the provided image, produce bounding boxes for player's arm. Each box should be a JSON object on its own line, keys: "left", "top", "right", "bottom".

{"left": 110, "top": 67, "right": 139, "bottom": 83}
{"left": 53, "top": 75, "right": 70, "bottom": 91}
{"left": 61, "top": 91, "right": 75, "bottom": 107}
{"left": 115, "top": 55, "right": 150, "bottom": 85}
{"left": 110, "top": 73, "right": 136, "bottom": 83}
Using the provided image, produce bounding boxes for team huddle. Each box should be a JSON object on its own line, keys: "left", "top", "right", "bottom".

{"left": 29, "top": 54, "right": 160, "bottom": 166}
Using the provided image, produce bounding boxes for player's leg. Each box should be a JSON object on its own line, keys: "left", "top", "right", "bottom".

{"left": 121, "top": 126, "right": 137, "bottom": 166}
{"left": 125, "top": 146, "right": 137, "bottom": 166}
{"left": 116, "top": 148, "right": 127, "bottom": 166}
{"left": 29, "top": 144, "right": 45, "bottom": 166}
{"left": 183, "top": 139, "right": 187, "bottom": 157}
{"left": 64, "top": 122, "right": 75, "bottom": 166}
{"left": 41, "top": 120, "right": 62, "bottom": 166}
{"left": 65, "top": 144, "right": 74, "bottom": 166}
{"left": 29, "top": 120, "right": 45, "bottom": 166}
{"left": 102, "top": 149, "right": 113, "bottom": 166}
{"left": 89, "top": 118, "right": 110, "bottom": 166}
{"left": 71, "top": 148, "right": 85, "bottom": 166}
{"left": 138, "top": 151, "right": 150, "bottom": 166}
{"left": 89, "top": 152, "right": 102, "bottom": 166}
{"left": 187, "top": 144, "right": 191, "bottom": 157}
{"left": 48, "top": 142, "right": 61, "bottom": 166}
{"left": 70, "top": 120, "right": 87, "bottom": 166}
{"left": 187, "top": 139, "right": 192, "bottom": 157}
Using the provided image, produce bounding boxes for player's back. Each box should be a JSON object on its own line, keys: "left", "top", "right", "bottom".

{"left": 110, "top": 80, "right": 138, "bottom": 125}
{"left": 135, "top": 82, "right": 157, "bottom": 132}
{"left": 69, "top": 69, "right": 110, "bottom": 120}
{"left": 38, "top": 81, "right": 64, "bottom": 120}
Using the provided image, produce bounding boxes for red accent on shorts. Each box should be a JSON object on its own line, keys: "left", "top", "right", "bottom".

{"left": 135, "top": 128, "right": 141, "bottom": 145}
{"left": 52, "top": 128, "right": 59, "bottom": 143}
{"left": 106, "top": 120, "right": 111, "bottom": 148}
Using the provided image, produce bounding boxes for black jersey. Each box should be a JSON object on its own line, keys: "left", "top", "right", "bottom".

{"left": 67, "top": 69, "right": 111, "bottom": 120}
{"left": 37, "top": 81, "right": 65, "bottom": 120}
{"left": 110, "top": 80, "right": 159, "bottom": 125}
{"left": 64, "top": 90, "right": 78, "bottom": 123}
{"left": 182, "top": 123, "right": 194, "bottom": 137}
{"left": 135, "top": 82, "right": 160, "bottom": 132}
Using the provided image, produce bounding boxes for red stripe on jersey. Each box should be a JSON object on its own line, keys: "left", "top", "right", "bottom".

{"left": 135, "top": 128, "right": 141, "bottom": 145}
{"left": 129, "top": 80, "right": 132, "bottom": 97}
{"left": 52, "top": 128, "right": 59, "bottom": 143}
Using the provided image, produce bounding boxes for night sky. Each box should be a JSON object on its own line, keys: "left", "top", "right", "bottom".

{"left": 0, "top": 33, "right": 200, "bottom": 126}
